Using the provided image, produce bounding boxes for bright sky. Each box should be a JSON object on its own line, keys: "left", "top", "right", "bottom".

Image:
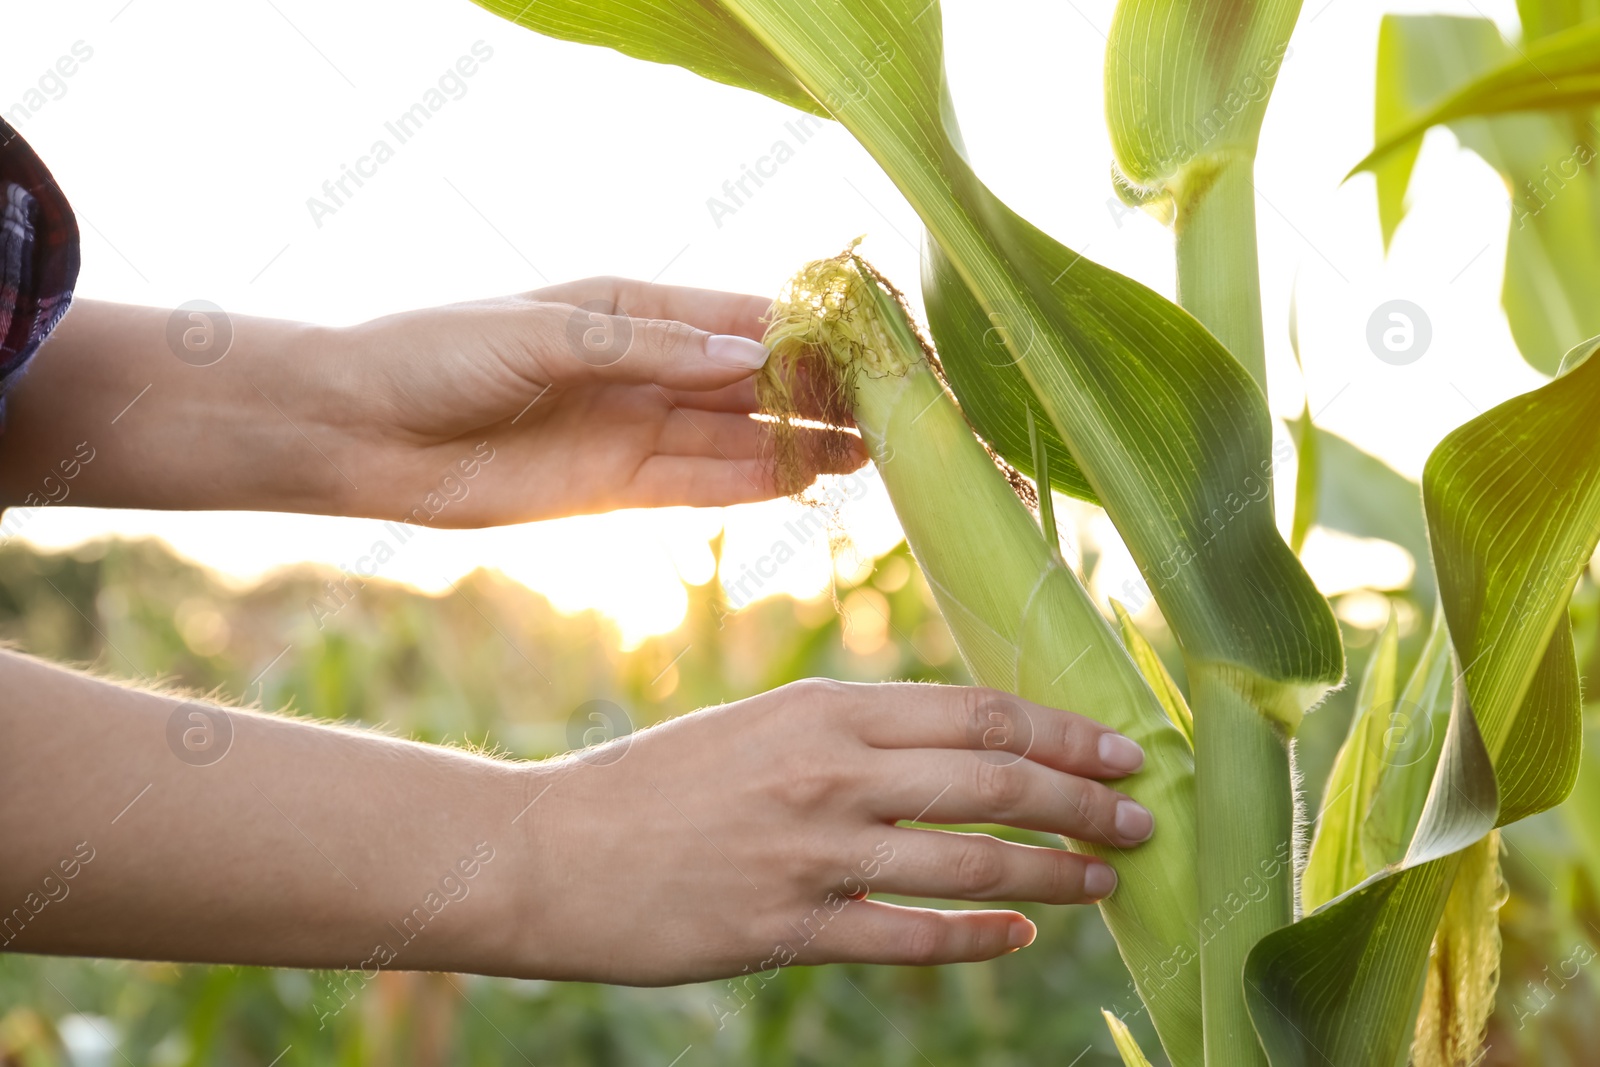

{"left": 1, "top": 0, "right": 1543, "bottom": 645}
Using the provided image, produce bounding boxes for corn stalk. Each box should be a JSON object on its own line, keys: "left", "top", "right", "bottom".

{"left": 1104, "top": 0, "right": 1308, "bottom": 1054}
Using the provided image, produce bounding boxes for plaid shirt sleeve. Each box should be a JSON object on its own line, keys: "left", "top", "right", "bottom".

{"left": 0, "top": 118, "right": 80, "bottom": 433}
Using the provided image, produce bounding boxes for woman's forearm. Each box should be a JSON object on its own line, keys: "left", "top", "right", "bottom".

{"left": 0, "top": 300, "right": 359, "bottom": 515}
{"left": 0, "top": 648, "right": 542, "bottom": 977}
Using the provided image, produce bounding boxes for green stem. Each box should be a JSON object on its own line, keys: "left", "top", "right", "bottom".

{"left": 1175, "top": 157, "right": 1268, "bottom": 394}
{"left": 1191, "top": 666, "right": 1295, "bottom": 1067}
{"left": 1174, "top": 152, "right": 1290, "bottom": 1065}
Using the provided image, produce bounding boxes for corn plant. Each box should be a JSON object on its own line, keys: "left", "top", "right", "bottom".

{"left": 471, "top": 0, "right": 1600, "bottom": 1062}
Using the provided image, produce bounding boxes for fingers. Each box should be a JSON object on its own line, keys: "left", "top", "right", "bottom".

{"left": 530, "top": 276, "right": 771, "bottom": 340}
{"left": 824, "top": 681, "right": 1146, "bottom": 779}
{"left": 624, "top": 456, "right": 780, "bottom": 508}
{"left": 656, "top": 411, "right": 868, "bottom": 467}
{"left": 866, "top": 750, "right": 1154, "bottom": 846}
{"left": 860, "top": 827, "right": 1118, "bottom": 905}
{"left": 660, "top": 378, "right": 760, "bottom": 414}
{"left": 657, "top": 410, "right": 767, "bottom": 461}
{"left": 525, "top": 277, "right": 776, "bottom": 394}
{"left": 523, "top": 280, "right": 858, "bottom": 426}
{"left": 539, "top": 304, "right": 770, "bottom": 392}
{"left": 800, "top": 900, "right": 1035, "bottom": 966}
{"left": 621, "top": 429, "right": 866, "bottom": 508}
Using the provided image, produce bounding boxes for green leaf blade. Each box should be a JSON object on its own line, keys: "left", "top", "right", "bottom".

{"left": 1352, "top": 19, "right": 1600, "bottom": 179}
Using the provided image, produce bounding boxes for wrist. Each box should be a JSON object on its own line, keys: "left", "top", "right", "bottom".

{"left": 0, "top": 302, "right": 366, "bottom": 516}
{"left": 477, "top": 760, "right": 572, "bottom": 980}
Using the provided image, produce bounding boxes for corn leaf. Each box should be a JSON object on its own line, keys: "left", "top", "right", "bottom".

{"left": 921, "top": 207, "right": 1341, "bottom": 728}
{"left": 923, "top": 263, "right": 1096, "bottom": 503}
{"left": 1104, "top": 0, "right": 1299, "bottom": 206}
{"left": 1112, "top": 599, "right": 1195, "bottom": 749}
{"left": 1351, "top": 19, "right": 1600, "bottom": 179}
{"left": 1362, "top": 608, "right": 1455, "bottom": 872}
{"left": 1103, "top": 0, "right": 1302, "bottom": 387}
{"left": 1103, "top": 1009, "right": 1159, "bottom": 1067}
{"left": 1301, "top": 615, "right": 1400, "bottom": 912}
{"left": 1244, "top": 344, "right": 1600, "bottom": 1066}
{"left": 1368, "top": 13, "right": 1600, "bottom": 375}
{"left": 1287, "top": 294, "right": 1317, "bottom": 556}
{"left": 1288, "top": 404, "right": 1317, "bottom": 557}
{"left": 1519, "top": 0, "right": 1600, "bottom": 39}
{"left": 473, "top": 0, "right": 824, "bottom": 116}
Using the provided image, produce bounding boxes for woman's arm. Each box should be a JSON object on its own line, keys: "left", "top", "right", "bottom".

{"left": 0, "top": 648, "right": 1154, "bottom": 984}
{"left": 0, "top": 281, "right": 859, "bottom": 521}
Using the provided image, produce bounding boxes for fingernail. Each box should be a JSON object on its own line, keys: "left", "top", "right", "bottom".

{"left": 1006, "top": 918, "right": 1036, "bottom": 949}
{"left": 1084, "top": 862, "right": 1118, "bottom": 900}
{"left": 1098, "top": 732, "right": 1145, "bottom": 774}
{"left": 705, "top": 334, "right": 770, "bottom": 369}
{"left": 1115, "top": 798, "right": 1155, "bottom": 843}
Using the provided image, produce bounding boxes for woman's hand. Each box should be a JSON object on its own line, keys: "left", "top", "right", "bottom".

{"left": 0, "top": 284, "right": 860, "bottom": 521}
{"left": 516, "top": 680, "right": 1154, "bottom": 985}
{"left": 324, "top": 276, "right": 861, "bottom": 524}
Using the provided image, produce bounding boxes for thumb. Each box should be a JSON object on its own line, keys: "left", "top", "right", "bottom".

{"left": 550, "top": 303, "right": 770, "bottom": 388}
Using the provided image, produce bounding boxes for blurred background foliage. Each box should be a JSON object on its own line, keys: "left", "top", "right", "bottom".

{"left": 1, "top": 532, "right": 1598, "bottom": 1065}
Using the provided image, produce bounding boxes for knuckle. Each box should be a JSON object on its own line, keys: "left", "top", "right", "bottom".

{"left": 957, "top": 687, "right": 1029, "bottom": 757}
{"left": 783, "top": 676, "right": 847, "bottom": 707}
{"left": 902, "top": 914, "right": 947, "bottom": 965}
{"left": 971, "top": 758, "right": 1026, "bottom": 815}
{"left": 953, "top": 686, "right": 991, "bottom": 744}
{"left": 768, "top": 760, "right": 843, "bottom": 813}
{"left": 1046, "top": 852, "right": 1087, "bottom": 904}
{"left": 1053, "top": 714, "right": 1097, "bottom": 766}
{"left": 640, "top": 317, "right": 703, "bottom": 359}
{"left": 578, "top": 276, "right": 628, "bottom": 312}
{"left": 781, "top": 677, "right": 855, "bottom": 729}
{"left": 1072, "top": 781, "right": 1120, "bottom": 837}
{"left": 952, "top": 839, "right": 1007, "bottom": 897}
